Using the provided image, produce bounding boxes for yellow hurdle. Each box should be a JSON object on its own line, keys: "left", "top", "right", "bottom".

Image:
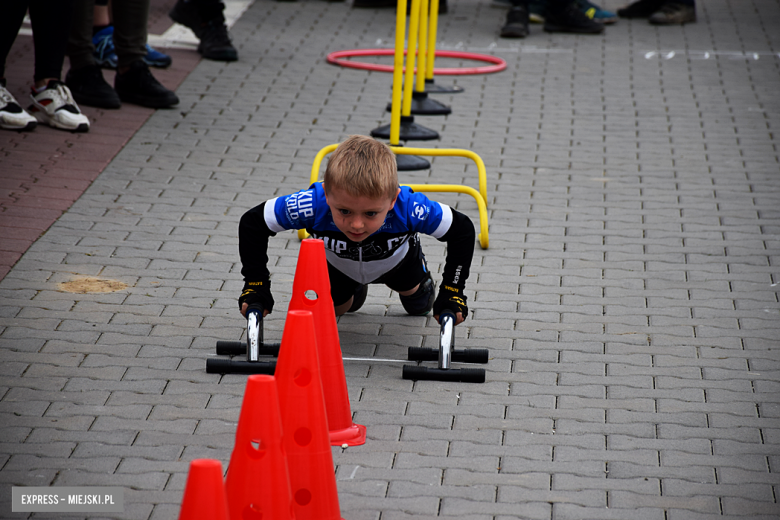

{"left": 298, "top": 144, "right": 490, "bottom": 249}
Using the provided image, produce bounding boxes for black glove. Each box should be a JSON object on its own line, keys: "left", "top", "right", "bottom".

{"left": 239, "top": 280, "right": 274, "bottom": 313}
{"left": 433, "top": 283, "right": 468, "bottom": 320}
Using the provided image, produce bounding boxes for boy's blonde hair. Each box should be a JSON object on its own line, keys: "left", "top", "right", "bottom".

{"left": 323, "top": 135, "right": 398, "bottom": 200}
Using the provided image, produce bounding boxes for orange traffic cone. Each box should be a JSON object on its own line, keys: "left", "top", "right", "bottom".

{"left": 178, "top": 459, "right": 229, "bottom": 520}
{"left": 224, "top": 374, "right": 295, "bottom": 520}
{"left": 288, "top": 238, "right": 366, "bottom": 446}
{"left": 276, "top": 310, "right": 343, "bottom": 520}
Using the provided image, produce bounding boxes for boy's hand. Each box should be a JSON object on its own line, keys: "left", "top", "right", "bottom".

{"left": 239, "top": 281, "right": 273, "bottom": 318}
{"left": 433, "top": 284, "right": 468, "bottom": 325}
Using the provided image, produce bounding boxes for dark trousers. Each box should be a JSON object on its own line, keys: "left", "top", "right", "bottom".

{"left": 67, "top": 0, "right": 150, "bottom": 70}
{"left": 0, "top": 0, "right": 74, "bottom": 81}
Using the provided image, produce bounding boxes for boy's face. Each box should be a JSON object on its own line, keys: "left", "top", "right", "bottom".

{"left": 325, "top": 186, "right": 401, "bottom": 243}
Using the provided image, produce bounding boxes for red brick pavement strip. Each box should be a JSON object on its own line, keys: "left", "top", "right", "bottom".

{"left": 0, "top": 0, "right": 199, "bottom": 281}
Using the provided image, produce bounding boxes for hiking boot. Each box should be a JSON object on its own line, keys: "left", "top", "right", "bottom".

{"left": 1, "top": 80, "right": 37, "bottom": 131}
{"left": 617, "top": 0, "right": 664, "bottom": 18}
{"left": 347, "top": 284, "right": 368, "bottom": 313}
{"left": 649, "top": 2, "right": 696, "bottom": 24}
{"left": 28, "top": 80, "right": 89, "bottom": 132}
{"left": 114, "top": 60, "right": 179, "bottom": 108}
{"left": 500, "top": 5, "right": 529, "bottom": 38}
{"left": 198, "top": 20, "right": 238, "bottom": 61}
{"left": 578, "top": 0, "right": 618, "bottom": 23}
{"left": 544, "top": 2, "right": 605, "bottom": 33}
{"left": 66, "top": 64, "right": 121, "bottom": 109}
{"left": 399, "top": 273, "right": 435, "bottom": 316}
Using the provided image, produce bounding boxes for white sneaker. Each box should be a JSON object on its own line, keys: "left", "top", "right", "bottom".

{"left": 28, "top": 81, "right": 90, "bottom": 132}
{"left": 1, "top": 81, "right": 37, "bottom": 131}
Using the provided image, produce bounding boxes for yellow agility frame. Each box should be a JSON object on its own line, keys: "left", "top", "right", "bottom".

{"left": 297, "top": 144, "right": 490, "bottom": 249}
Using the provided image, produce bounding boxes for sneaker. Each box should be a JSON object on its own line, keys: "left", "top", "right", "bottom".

{"left": 65, "top": 64, "right": 121, "bottom": 109}
{"left": 197, "top": 20, "right": 238, "bottom": 61}
{"left": 92, "top": 26, "right": 118, "bottom": 69}
{"left": 649, "top": 3, "right": 696, "bottom": 24}
{"left": 143, "top": 43, "right": 173, "bottom": 68}
{"left": 28, "top": 81, "right": 89, "bottom": 132}
{"left": 114, "top": 60, "right": 179, "bottom": 108}
{"left": 617, "top": 0, "right": 664, "bottom": 18}
{"left": 578, "top": 0, "right": 618, "bottom": 23}
{"left": 347, "top": 284, "right": 368, "bottom": 313}
{"left": 1, "top": 80, "right": 37, "bottom": 131}
{"left": 544, "top": 2, "right": 605, "bottom": 33}
{"left": 528, "top": 0, "right": 545, "bottom": 22}
{"left": 500, "top": 6, "right": 529, "bottom": 38}
{"left": 399, "top": 273, "right": 435, "bottom": 316}
{"left": 93, "top": 26, "right": 172, "bottom": 69}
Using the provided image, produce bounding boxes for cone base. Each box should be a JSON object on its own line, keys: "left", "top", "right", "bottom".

{"left": 396, "top": 154, "right": 431, "bottom": 171}
{"left": 425, "top": 79, "right": 465, "bottom": 94}
{"left": 329, "top": 422, "right": 367, "bottom": 446}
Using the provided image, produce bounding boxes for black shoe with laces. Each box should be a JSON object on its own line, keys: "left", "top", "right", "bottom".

{"left": 198, "top": 20, "right": 238, "bottom": 61}
{"left": 617, "top": 0, "right": 664, "bottom": 18}
{"left": 544, "top": 2, "right": 605, "bottom": 33}
{"left": 114, "top": 60, "right": 179, "bottom": 108}
{"left": 500, "top": 6, "right": 530, "bottom": 38}
{"left": 65, "top": 64, "right": 121, "bottom": 109}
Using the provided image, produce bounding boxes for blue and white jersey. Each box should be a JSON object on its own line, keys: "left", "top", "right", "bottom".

{"left": 263, "top": 183, "right": 453, "bottom": 283}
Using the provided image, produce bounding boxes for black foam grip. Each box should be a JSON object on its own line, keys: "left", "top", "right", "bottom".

{"left": 206, "top": 358, "right": 276, "bottom": 375}
{"left": 402, "top": 365, "right": 485, "bottom": 383}
{"left": 214, "top": 341, "right": 281, "bottom": 357}
{"left": 407, "top": 347, "right": 489, "bottom": 364}
{"left": 216, "top": 341, "right": 245, "bottom": 356}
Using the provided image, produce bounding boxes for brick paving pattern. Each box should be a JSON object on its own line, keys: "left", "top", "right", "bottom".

{"left": 1, "top": 0, "right": 779, "bottom": 519}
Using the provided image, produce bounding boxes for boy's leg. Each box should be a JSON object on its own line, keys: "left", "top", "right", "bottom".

{"left": 327, "top": 263, "right": 364, "bottom": 316}
{"left": 380, "top": 237, "right": 435, "bottom": 316}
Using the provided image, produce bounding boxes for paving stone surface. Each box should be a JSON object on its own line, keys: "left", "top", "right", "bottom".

{"left": 1, "top": 0, "right": 780, "bottom": 518}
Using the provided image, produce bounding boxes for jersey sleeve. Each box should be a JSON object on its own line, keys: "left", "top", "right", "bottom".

{"left": 397, "top": 188, "right": 475, "bottom": 289}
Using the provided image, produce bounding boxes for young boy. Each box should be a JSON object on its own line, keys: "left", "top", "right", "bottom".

{"left": 237, "top": 135, "right": 475, "bottom": 325}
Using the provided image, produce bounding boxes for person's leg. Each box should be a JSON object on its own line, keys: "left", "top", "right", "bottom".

{"left": 111, "top": 0, "right": 148, "bottom": 70}
{"left": 379, "top": 238, "right": 435, "bottom": 316}
{"left": 112, "top": 0, "right": 178, "bottom": 108}
{"left": 0, "top": 1, "right": 29, "bottom": 80}
{"left": 327, "top": 263, "right": 364, "bottom": 316}
{"left": 0, "top": 1, "right": 38, "bottom": 131}
{"left": 28, "top": 0, "right": 75, "bottom": 86}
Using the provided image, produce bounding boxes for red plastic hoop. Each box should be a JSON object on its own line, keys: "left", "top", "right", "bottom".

{"left": 326, "top": 48, "right": 506, "bottom": 75}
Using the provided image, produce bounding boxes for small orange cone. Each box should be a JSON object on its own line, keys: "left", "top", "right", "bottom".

{"left": 224, "top": 374, "right": 295, "bottom": 520}
{"left": 178, "top": 459, "right": 229, "bottom": 520}
{"left": 276, "top": 310, "right": 343, "bottom": 520}
{"left": 288, "top": 238, "right": 367, "bottom": 446}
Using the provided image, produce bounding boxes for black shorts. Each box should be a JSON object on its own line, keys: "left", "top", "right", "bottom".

{"left": 328, "top": 235, "right": 429, "bottom": 306}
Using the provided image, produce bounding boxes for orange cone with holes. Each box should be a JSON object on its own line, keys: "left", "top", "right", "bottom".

{"left": 178, "top": 459, "right": 229, "bottom": 520}
{"left": 224, "top": 374, "right": 295, "bottom": 520}
{"left": 276, "top": 309, "right": 343, "bottom": 520}
{"left": 287, "top": 238, "right": 366, "bottom": 446}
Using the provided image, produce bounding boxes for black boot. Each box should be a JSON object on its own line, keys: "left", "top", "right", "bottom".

{"left": 501, "top": 5, "right": 530, "bottom": 38}
{"left": 544, "top": 1, "right": 605, "bottom": 33}
{"left": 115, "top": 60, "right": 179, "bottom": 108}
{"left": 65, "top": 64, "right": 121, "bottom": 109}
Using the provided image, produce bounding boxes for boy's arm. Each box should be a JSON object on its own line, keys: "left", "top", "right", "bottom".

{"left": 434, "top": 208, "right": 475, "bottom": 322}
{"left": 238, "top": 202, "right": 276, "bottom": 315}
